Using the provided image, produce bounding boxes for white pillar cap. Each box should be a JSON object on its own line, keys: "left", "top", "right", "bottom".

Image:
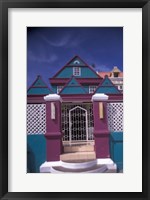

{"left": 44, "top": 94, "right": 62, "bottom": 102}
{"left": 91, "top": 93, "right": 109, "bottom": 101}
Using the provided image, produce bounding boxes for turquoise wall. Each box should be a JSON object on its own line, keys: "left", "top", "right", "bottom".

{"left": 109, "top": 132, "right": 123, "bottom": 171}
{"left": 27, "top": 133, "right": 123, "bottom": 173}
{"left": 33, "top": 79, "right": 47, "bottom": 87}
{"left": 61, "top": 86, "right": 86, "bottom": 94}
{"left": 56, "top": 67, "right": 99, "bottom": 78}
{"left": 27, "top": 135, "right": 46, "bottom": 173}
{"left": 96, "top": 87, "right": 120, "bottom": 94}
{"left": 83, "top": 85, "right": 89, "bottom": 93}
{"left": 52, "top": 85, "right": 98, "bottom": 94}
{"left": 52, "top": 85, "right": 97, "bottom": 94}
{"left": 27, "top": 88, "right": 51, "bottom": 95}
{"left": 52, "top": 85, "right": 57, "bottom": 93}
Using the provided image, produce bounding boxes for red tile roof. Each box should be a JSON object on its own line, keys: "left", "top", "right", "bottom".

{"left": 97, "top": 72, "right": 123, "bottom": 78}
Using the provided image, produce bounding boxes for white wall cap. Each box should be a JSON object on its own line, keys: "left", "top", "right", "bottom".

{"left": 44, "top": 94, "right": 62, "bottom": 102}
{"left": 92, "top": 93, "right": 109, "bottom": 101}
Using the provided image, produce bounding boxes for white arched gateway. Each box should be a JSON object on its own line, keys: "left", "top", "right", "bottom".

{"left": 69, "top": 106, "right": 88, "bottom": 143}
{"left": 62, "top": 103, "right": 94, "bottom": 143}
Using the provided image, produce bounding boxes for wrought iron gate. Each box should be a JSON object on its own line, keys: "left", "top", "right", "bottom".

{"left": 62, "top": 103, "right": 94, "bottom": 142}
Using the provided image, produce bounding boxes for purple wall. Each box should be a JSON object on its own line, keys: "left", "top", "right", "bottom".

{"left": 27, "top": 93, "right": 123, "bottom": 104}
{"left": 46, "top": 101, "right": 61, "bottom": 133}
{"left": 27, "top": 92, "right": 123, "bottom": 162}
{"left": 45, "top": 100, "right": 63, "bottom": 161}
{"left": 93, "top": 101, "right": 110, "bottom": 158}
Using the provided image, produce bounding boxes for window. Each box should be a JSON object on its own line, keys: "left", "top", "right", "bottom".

{"left": 89, "top": 86, "right": 97, "bottom": 94}
{"left": 73, "top": 67, "right": 81, "bottom": 76}
{"left": 73, "top": 60, "right": 80, "bottom": 65}
{"left": 118, "top": 85, "right": 123, "bottom": 90}
{"left": 113, "top": 72, "right": 119, "bottom": 77}
{"left": 57, "top": 86, "right": 63, "bottom": 94}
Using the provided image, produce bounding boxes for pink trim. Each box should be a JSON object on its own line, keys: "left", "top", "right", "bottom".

{"left": 61, "top": 94, "right": 92, "bottom": 102}
{"left": 27, "top": 95, "right": 92, "bottom": 104}
{"left": 31, "top": 86, "right": 48, "bottom": 88}
{"left": 61, "top": 94, "right": 92, "bottom": 97}
{"left": 27, "top": 94, "right": 46, "bottom": 97}
{"left": 108, "top": 94, "right": 123, "bottom": 101}
{"left": 78, "top": 78, "right": 102, "bottom": 84}
{"left": 49, "top": 78, "right": 68, "bottom": 85}
{"left": 27, "top": 93, "right": 123, "bottom": 104}
{"left": 61, "top": 97, "right": 92, "bottom": 100}
{"left": 27, "top": 96, "right": 46, "bottom": 103}
{"left": 60, "top": 94, "right": 123, "bottom": 101}
{"left": 50, "top": 77, "right": 102, "bottom": 85}
{"left": 52, "top": 55, "right": 100, "bottom": 78}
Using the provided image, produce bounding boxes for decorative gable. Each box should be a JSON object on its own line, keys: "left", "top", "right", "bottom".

{"left": 59, "top": 77, "right": 87, "bottom": 95}
{"left": 33, "top": 77, "right": 47, "bottom": 87}
{"left": 67, "top": 56, "right": 86, "bottom": 66}
{"left": 101, "top": 77, "right": 114, "bottom": 87}
{"left": 53, "top": 55, "right": 99, "bottom": 79}
{"left": 67, "top": 77, "right": 80, "bottom": 86}
{"left": 28, "top": 75, "right": 53, "bottom": 95}
{"left": 95, "top": 76, "right": 120, "bottom": 94}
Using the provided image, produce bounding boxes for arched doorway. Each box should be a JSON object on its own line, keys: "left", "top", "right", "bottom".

{"left": 69, "top": 106, "right": 88, "bottom": 143}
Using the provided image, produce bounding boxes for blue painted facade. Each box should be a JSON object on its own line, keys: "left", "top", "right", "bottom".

{"left": 56, "top": 66, "right": 99, "bottom": 78}
{"left": 95, "top": 76, "right": 120, "bottom": 94}
{"left": 27, "top": 56, "right": 121, "bottom": 96}
{"left": 27, "top": 132, "right": 123, "bottom": 173}
{"left": 27, "top": 135, "right": 46, "bottom": 173}
{"left": 60, "top": 86, "right": 87, "bottom": 94}
{"left": 82, "top": 85, "right": 89, "bottom": 93}
{"left": 51, "top": 85, "right": 58, "bottom": 93}
{"left": 55, "top": 56, "right": 99, "bottom": 79}
{"left": 27, "top": 88, "right": 51, "bottom": 95}
{"left": 52, "top": 85, "right": 96, "bottom": 94}
{"left": 33, "top": 78, "right": 47, "bottom": 87}
{"left": 28, "top": 56, "right": 121, "bottom": 96}
{"left": 109, "top": 132, "right": 123, "bottom": 171}
{"left": 27, "top": 75, "right": 53, "bottom": 95}
{"left": 60, "top": 77, "right": 87, "bottom": 94}
{"left": 50, "top": 56, "right": 101, "bottom": 94}
{"left": 95, "top": 87, "right": 120, "bottom": 94}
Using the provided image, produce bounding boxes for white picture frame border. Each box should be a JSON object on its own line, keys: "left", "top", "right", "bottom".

{"left": 8, "top": 8, "right": 142, "bottom": 192}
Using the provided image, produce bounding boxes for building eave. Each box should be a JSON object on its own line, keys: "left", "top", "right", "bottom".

{"left": 50, "top": 78, "right": 102, "bottom": 85}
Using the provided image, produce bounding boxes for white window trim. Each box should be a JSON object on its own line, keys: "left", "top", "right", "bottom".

{"left": 89, "top": 85, "right": 97, "bottom": 94}
{"left": 73, "top": 67, "right": 81, "bottom": 76}
{"left": 57, "top": 86, "right": 63, "bottom": 94}
{"left": 118, "top": 85, "right": 123, "bottom": 90}
{"left": 73, "top": 60, "right": 80, "bottom": 65}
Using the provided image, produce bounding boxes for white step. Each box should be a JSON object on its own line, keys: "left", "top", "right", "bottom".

{"left": 40, "top": 158, "right": 117, "bottom": 173}
{"left": 51, "top": 164, "right": 107, "bottom": 173}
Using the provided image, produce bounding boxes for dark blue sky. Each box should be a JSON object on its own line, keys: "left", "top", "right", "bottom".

{"left": 27, "top": 27, "right": 123, "bottom": 87}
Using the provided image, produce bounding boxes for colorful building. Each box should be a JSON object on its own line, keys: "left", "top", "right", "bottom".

{"left": 27, "top": 56, "right": 123, "bottom": 173}
{"left": 97, "top": 66, "right": 123, "bottom": 92}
